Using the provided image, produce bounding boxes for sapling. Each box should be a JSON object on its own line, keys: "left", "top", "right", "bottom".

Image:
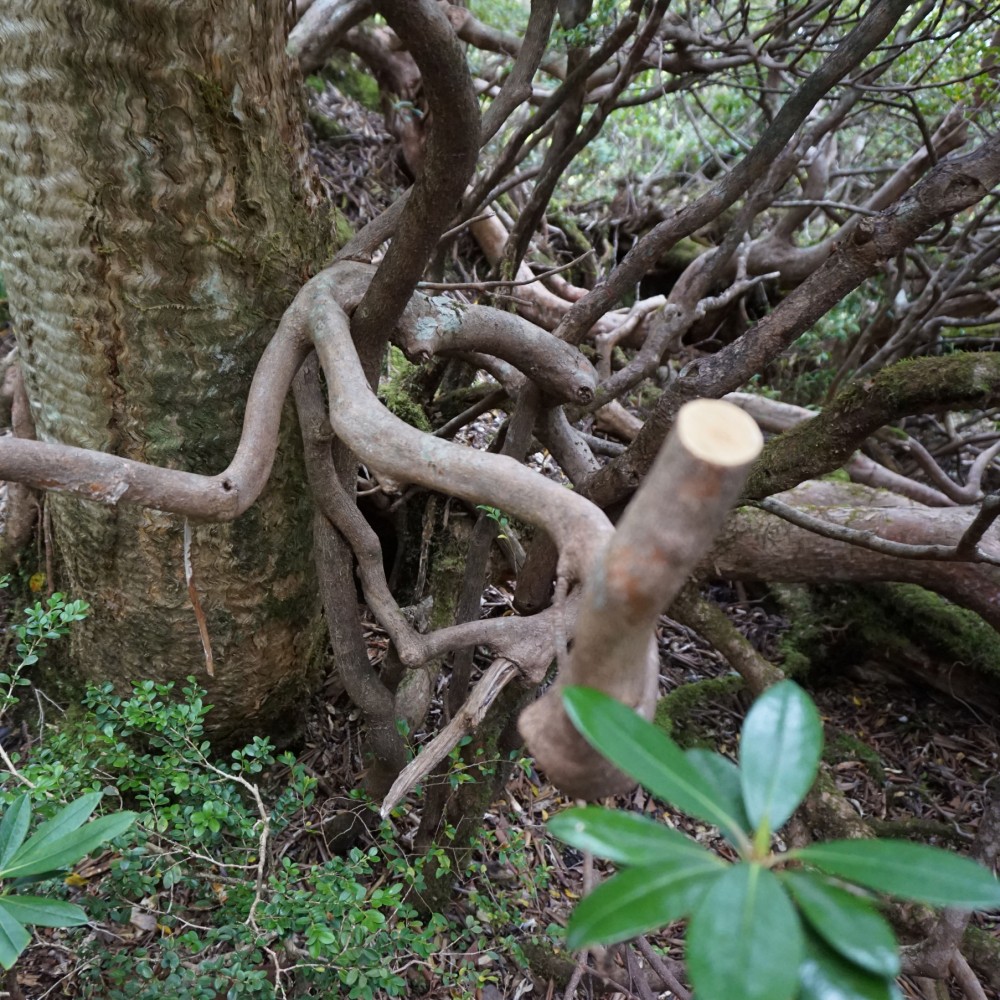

{"left": 549, "top": 681, "right": 1000, "bottom": 1000}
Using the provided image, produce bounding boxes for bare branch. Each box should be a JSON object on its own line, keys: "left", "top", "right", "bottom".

{"left": 380, "top": 658, "right": 520, "bottom": 817}
{"left": 519, "top": 400, "right": 762, "bottom": 799}
{"left": 757, "top": 494, "right": 1000, "bottom": 567}
{"left": 553, "top": 0, "right": 916, "bottom": 346}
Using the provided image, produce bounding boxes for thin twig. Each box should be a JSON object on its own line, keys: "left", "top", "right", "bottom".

{"left": 0, "top": 742, "right": 34, "bottom": 788}
{"left": 416, "top": 250, "right": 594, "bottom": 291}
{"left": 757, "top": 496, "right": 1000, "bottom": 567}
{"left": 185, "top": 743, "right": 269, "bottom": 930}
{"left": 183, "top": 519, "right": 214, "bottom": 677}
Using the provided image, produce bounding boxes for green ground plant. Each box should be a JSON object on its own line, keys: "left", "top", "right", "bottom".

{"left": 1, "top": 674, "right": 551, "bottom": 998}
{"left": 0, "top": 584, "right": 135, "bottom": 974}
{"left": 549, "top": 682, "right": 1000, "bottom": 1000}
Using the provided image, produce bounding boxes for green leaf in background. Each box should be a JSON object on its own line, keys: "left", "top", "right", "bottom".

{"left": 792, "top": 839, "right": 1000, "bottom": 909}
{"left": 565, "top": 861, "right": 723, "bottom": 949}
{"left": 548, "top": 806, "right": 720, "bottom": 868}
{"left": 0, "top": 895, "right": 87, "bottom": 928}
{"left": 798, "top": 933, "right": 903, "bottom": 1000}
{"left": 0, "top": 902, "right": 29, "bottom": 971}
{"left": 685, "top": 748, "right": 752, "bottom": 842}
{"left": 0, "top": 796, "right": 31, "bottom": 870}
{"left": 740, "top": 681, "right": 822, "bottom": 833}
{"left": 562, "top": 687, "right": 750, "bottom": 848}
{"left": 4, "top": 812, "right": 137, "bottom": 880}
{"left": 687, "top": 863, "right": 803, "bottom": 1000}
{"left": 782, "top": 870, "right": 899, "bottom": 977}
{"left": 5, "top": 793, "right": 101, "bottom": 865}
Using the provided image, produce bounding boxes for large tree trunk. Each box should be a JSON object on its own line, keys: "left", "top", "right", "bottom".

{"left": 0, "top": 0, "right": 335, "bottom": 741}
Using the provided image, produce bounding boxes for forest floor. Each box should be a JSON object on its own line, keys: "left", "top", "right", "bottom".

{"left": 290, "top": 589, "right": 1000, "bottom": 1000}
{"left": 12, "top": 588, "right": 1000, "bottom": 999}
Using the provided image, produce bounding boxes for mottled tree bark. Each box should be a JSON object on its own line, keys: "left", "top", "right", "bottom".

{"left": 0, "top": 0, "right": 335, "bottom": 741}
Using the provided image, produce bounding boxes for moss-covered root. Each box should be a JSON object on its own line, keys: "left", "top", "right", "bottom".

{"left": 772, "top": 582, "right": 1000, "bottom": 706}
{"left": 745, "top": 352, "right": 1000, "bottom": 499}
{"left": 963, "top": 926, "right": 1000, "bottom": 993}
{"left": 653, "top": 675, "right": 746, "bottom": 748}
{"left": 800, "top": 768, "right": 873, "bottom": 841}
{"left": 670, "top": 586, "right": 784, "bottom": 695}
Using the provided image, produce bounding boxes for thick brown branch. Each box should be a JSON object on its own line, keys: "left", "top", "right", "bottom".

{"left": 287, "top": 0, "right": 375, "bottom": 74}
{"left": 712, "top": 488, "right": 1000, "bottom": 631}
{"left": 353, "top": 0, "right": 480, "bottom": 377}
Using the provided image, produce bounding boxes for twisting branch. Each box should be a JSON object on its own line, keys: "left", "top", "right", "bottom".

{"left": 887, "top": 434, "right": 1000, "bottom": 504}
{"left": 287, "top": 0, "right": 375, "bottom": 73}
{"left": 0, "top": 262, "right": 599, "bottom": 519}
{"left": 352, "top": 0, "right": 480, "bottom": 377}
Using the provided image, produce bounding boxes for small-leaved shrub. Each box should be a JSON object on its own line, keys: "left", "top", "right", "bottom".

{"left": 3, "top": 677, "right": 551, "bottom": 998}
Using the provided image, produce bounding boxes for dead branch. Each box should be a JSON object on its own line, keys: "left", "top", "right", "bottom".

{"left": 519, "top": 399, "right": 763, "bottom": 799}
{"left": 380, "top": 658, "right": 520, "bottom": 817}
{"left": 726, "top": 392, "right": 958, "bottom": 506}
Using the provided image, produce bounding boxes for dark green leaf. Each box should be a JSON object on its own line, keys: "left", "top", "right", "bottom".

{"left": 5, "top": 813, "right": 136, "bottom": 879}
{"left": 740, "top": 681, "right": 822, "bottom": 832}
{"left": 548, "top": 806, "right": 721, "bottom": 868}
{"left": 0, "top": 796, "right": 31, "bottom": 871}
{"left": 0, "top": 896, "right": 87, "bottom": 928}
{"left": 0, "top": 901, "right": 30, "bottom": 971}
{"left": 798, "top": 933, "right": 902, "bottom": 1000}
{"left": 685, "top": 749, "right": 752, "bottom": 841}
{"left": 562, "top": 687, "right": 749, "bottom": 846}
{"left": 782, "top": 870, "right": 899, "bottom": 976}
{"left": 687, "top": 863, "right": 802, "bottom": 1000}
{"left": 566, "top": 862, "right": 723, "bottom": 949}
{"left": 793, "top": 840, "right": 1000, "bottom": 909}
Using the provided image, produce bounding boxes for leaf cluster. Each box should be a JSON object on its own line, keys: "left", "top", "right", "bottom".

{"left": 549, "top": 682, "right": 1000, "bottom": 1000}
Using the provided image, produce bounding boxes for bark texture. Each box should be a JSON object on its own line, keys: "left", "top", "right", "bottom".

{"left": 0, "top": 0, "right": 332, "bottom": 740}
